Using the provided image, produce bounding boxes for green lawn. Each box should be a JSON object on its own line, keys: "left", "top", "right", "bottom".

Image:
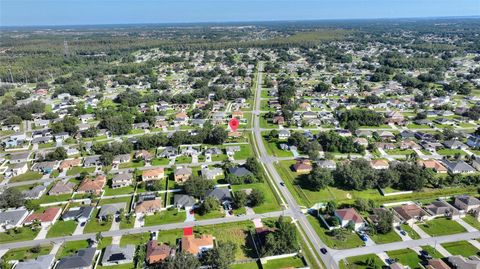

{"left": 3, "top": 245, "right": 52, "bottom": 262}
{"left": 195, "top": 209, "right": 224, "bottom": 220}
{"left": 387, "top": 249, "right": 421, "bottom": 269}
{"left": 262, "top": 256, "right": 306, "bottom": 269}
{"left": 231, "top": 182, "right": 280, "bottom": 214}
{"left": 0, "top": 227, "right": 39, "bottom": 243}
{"left": 462, "top": 215, "right": 480, "bottom": 230}
{"left": 120, "top": 232, "right": 151, "bottom": 246}
{"left": 385, "top": 149, "right": 414, "bottom": 155}
{"left": 233, "top": 144, "right": 255, "bottom": 160}
{"left": 151, "top": 158, "right": 170, "bottom": 166}
{"left": 144, "top": 210, "right": 185, "bottom": 226}
{"left": 421, "top": 245, "right": 444, "bottom": 259}
{"left": 262, "top": 135, "right": 294, "bottom": 158}
{"left": 369, "top": 230, "right": 402, "bottom": 244}
{"left": 307, "top": 215, "right": 364, "bottom": 249}
{"left": 436, "top": 149, "right": 466, "bottom": 156}
{"left": 97, "top": 263, "right": 134, "bottom": 269}
{"left": 230, "top": 262, "right": 260, "bottom": 269}
{"left": 10, "top": 171, "right": 43, "bottom": 182}
{"left": 418, "top": 218, "right": 467, "bottom": 236}
{"left": 118, "top": 160, "right": 144, "bottom": 169}
{"left": 66, "top": 166, "right": 95, "bottom": 176}
{"left": 119, "top": 216, "right": 135, "bottom": 229}
{"left": 175, "top": 156, "right": 192, "bottom": 164}
{"left": 400, "top": 224, "right": 421, "bottom": 240}
{"left": 103, "top": 185, "right": 135, "bottom": 196}
{"left": 342, "top": 254, "right": 385, "bottom": 269}
{"left": 157, "top": 229, "right": 184, "bottom": 246}
{"left": 83, "top": 209, "right": 113, "bottom": 233}
{"left": 98, "top": 196, "right": 133, "bottom": 206}
{"left": 46, "top": 220, "right": 77, "bottom": 238}
{"left": 442, "top": 241, "right": 480, "bottom": 257}
{"left": 56, "top": 240, "right": 90, "bottom": 258}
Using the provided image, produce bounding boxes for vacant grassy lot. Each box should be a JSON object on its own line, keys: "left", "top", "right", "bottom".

{"left": 144, "top": 210, "right": 185, "bottom": 226}
{"left": 369, "top": 230, "right": 402, "bottom": 244}
{"left": 120, "top": 232, "right": 150, "bottom": 246}
{"left": 46, "top": 220, "right": 77, "bottom": 238}
{"left": 103, "top": 185, "right": 135, "bottom": 196}
{"left": 10, "top": 171, "right": 43, "bottom": 182}
{"left": 3, "top": 245, "right": 52, "bottom": 261}
{"left": 421, "top": 245, "right": 444, "bottom": 259}
{"left": 401, "top": 224, "right": 421, "bottom": 240}
{"left": 97, "top": 264, "right": 134, "bottom": 269}
{"left": 56, "top": 240, "right": 90, "bottom": 258}
{"left": 83, "top": 209, "right": 112, "bottom": 233}
{"left": 418, "top": 218, "right": 467, "bottom": 236}
{"left": 342, "top": 254, "right": 385, "bottom": 269}
{"left": 387, "top": 249, "right": 421, "bottom": 269}
{"left": 262, "top": 256, "right": 306, "bottom": 269}
{"left": 442, "top": 241, "right": 479, "bottom": 257}
{"left": 307, "top": 215, "right": 364, "bottom": 249}
{"left": 231, "top": 182, "right": 281, "bottom": 214}
{"left": 230, "top": 262, "right": 260, "bottom": 269}
{"left": 66, "top": 166, "right": 95, "bottom": 176}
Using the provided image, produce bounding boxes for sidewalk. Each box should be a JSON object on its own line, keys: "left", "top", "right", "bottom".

{"left": 411, "top": 224, "right": 431, "bottom": 239}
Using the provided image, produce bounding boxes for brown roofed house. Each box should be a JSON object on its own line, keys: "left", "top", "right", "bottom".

{"left": 142, "top": 168, "right": 165, "bottom": 182}
{"left": 370, "top": 159, "right": 389, "bottom": 170}
{"left": 174, "top": 167, "right": 192, "bottom": 183}
{"left": 49, "top": 181, "right": 76, "bottom": 195}
{"left": 146, "top": 240, "right": 175, "bottom": 264}
{"left": 23, "top": 207, "right": 61, "bottom": 227}
{"left": 292, "top": 159, "right": 313, "bottom": 173}
{"left": 77, "top": 175, "right": 106, "bottom": 195}
{"left": 392, "top": 204, "right": 429, "bottom": 225}
{"left": 135, "top": 199, "right": 162, "bottom": 215}
{"left": 181, "top": 234, "right": 214, "bottom": 255}
{"left": 232, "top": 111, "right": 244, "bottom": 119}
{"left": 59, "top": 159, "right": 82, "bottom": 171}
{"left": 426, "top": 258, "right": 452, "bottom": 269}
{"left": 418, "top": 160, "right": 448, "bottom": 174}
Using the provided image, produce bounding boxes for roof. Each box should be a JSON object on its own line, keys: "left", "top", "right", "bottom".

{"left": 99, "top": 203, "right": 126, "bottom": 218}
{"left": 426, "top": 259, "right": 451, "bottom": 269}
{"left": 370, "top": 159, "right": 389, "bottom": 168}
{"left": 442, "top": 160, "right": 476, "bottom": 172}
{"left": 0, "top": 208, "right": 29, "bottom": 225}
{"left": 335, "top": 208, "right": 364, "bottom": 224}
{"left": 135, "top": 199, "right": 162, "bottom": 213}
{"left": 393, "top": 204, "right": 426, "bottom": 221}
{"left": 206, "top": 188, "right": 232, "bottom": 202}
{"left": 418, "top": 160, "right": 447, "bottom": 172}
{"left": 24, "top": 207, "right": 61, "bottom": 223}
{"left": 62, "top": 206, "right": 94, "bottom": 221}
{"left": 14, "top": 254, "right": 55, "bottom": 269}
{"left": 181, "top": 234, "right": 214, "bottom": 255}
{"left": 143, "top": 168, "right": 164, "bottom": 177}
{"left": 456, "top": 195, "right": 480, "bottom": 206}
{"left": 49, "top": 181, "right": 76, "bottom": 195}
{"left": 174, "top": 167, "right": 192, "bottom": 176}
{"left": 56, "top": 248, "right": 96, "bottom": 269}
{"left": 78, "top": 175, "right": 106, "bottom": 192}
{"left": 112, "top": 173, "right": 133, "bottom": 182}
{"left": 146, "top": 240, "right": 175, "bottom": 264}
{"left": 228, "top": 166, "right": 253, "bottom": 177}
{"left": 174, "top": 194, "right": 196, "bottom": 208}
{"left": 102, "top": 244, "right": 135, "bottom": 265}
{"left": 59, "top": 159, "right": 82, "bottom": 169}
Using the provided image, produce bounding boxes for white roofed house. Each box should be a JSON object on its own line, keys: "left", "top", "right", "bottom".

{"left": 113, "top": 154, "right": 131, "bottom": 165}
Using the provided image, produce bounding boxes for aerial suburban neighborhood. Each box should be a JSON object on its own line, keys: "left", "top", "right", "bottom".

{"left": 0, "top": 3, "right": 480, "bottom": 269}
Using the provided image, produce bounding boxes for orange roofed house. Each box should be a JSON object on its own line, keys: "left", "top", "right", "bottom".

{"left": 181, "top": 234, "right": 214, "bottom": 256}
{"left": 77, "top": 175, "right": 106, "bottom": 195}
{"left": 135, "top": 199, "right": 162, "bottom": 215}
{"left": 292, "top": 159, "right": 313, "bottom": 173}
{"left": 23, "top": 207, "right": 61, "bottom": 227}
{"left": 418, "top": 160, "right": 448, "bottom": 174}
{"left": 142, "top": 168, "right": 165, "bottom": 182}
{"left": 59, "top": 158, "right": 82, "bottom": 172}
{"left": 370, "top": 159, "right": 389, "bottom": 170}
{"left": 334, "top": 208, "right": 365, "bottom": 231}
{"left": 146, "top": 240, "right": 175, "bottom": 264}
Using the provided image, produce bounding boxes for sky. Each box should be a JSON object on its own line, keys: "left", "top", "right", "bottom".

{"left": 1, "top": 0, "right": 479, "bottom": 27}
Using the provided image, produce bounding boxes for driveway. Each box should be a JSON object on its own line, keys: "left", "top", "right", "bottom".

{"left": 456, "top": 218, "right": 478, "bottom": 232}
{"left": 73, "top": 221, "right": 86, "bottom": 235}
{"left": 185, "top": 207, "right": 195, "bottom": 222}
{"left": 376, "top": 252, "right": 391, "bottom": 265}
{"left": 134, "top": 214, "right": 144, "bottom": 228}
{"left": 34, "top": 225, "right": 50, "bottom": 240}
{"left": 394, "top": 227, "right": 412, "bottom": 241}
{"left": 411, "top": 224, "right": 431, "bottom": 238}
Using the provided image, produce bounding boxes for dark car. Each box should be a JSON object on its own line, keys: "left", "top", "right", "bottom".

{"left": 320, "top": 248, "right": 327, "bottom": 254}
{"left": 360, "top": 235, "right": 368, "bottom": 241}
{"left": 80, "top": 222, "right": 86, "bottom": 227}
{"left": 386, "top": 258, "right": 395, "bottom": 265}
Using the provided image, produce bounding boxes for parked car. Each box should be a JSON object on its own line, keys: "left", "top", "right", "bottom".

{"left": 320, "top": 248, "right": 327, "bottom": 254}
{"left": 400, "top": 230, "right": 407, "bottom": 236}
{"left": 280, "top": 182, "right": 285, "bottom": 186}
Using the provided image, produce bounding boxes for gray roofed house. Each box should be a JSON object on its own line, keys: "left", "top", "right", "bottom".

{"left": 22, "top": 185, "right": 47, "bottom": 199}
{"left": 443, "top": 140, "right": 468, "bottom": 150}
{"left": 316, "top": 160, "right": 337, "bottom": 170}
{"left": 157, "top": 146, "right": 178, "bottom": 158}
{"left": 201, "top": 167, "right": 223, "bottom": 180}
{"left": 442, "top": 160, "right": 476, "bottom": 174}
{"left": 173, "top": 194, "right": 196, "bottom": 209}
{"left": 83, "top": 155, "right": 101, "bottom": 167}
{"left": 112, "top": 173, "right": 133, "bottom": 188}
{"left": 9, "top": 152, "right": 31, "bottom": 163}
{"left": 98, "top": 203, "right": 126, "bottom": 219}
{"left": 0, "top": 208, "right": 29, "bottom": 232}
{"left": 14, "top": 254, "right": 55, "bottom": 269}
{"left": 101, "top": 244, "right": 135, "bottom": 266}
{"left": 56, "top": 248, "right": 96, "bottom": 269}
{"left": 454, "top": 195, "right": 480, "bottom": 213}
{"left": 425, "top": 200, "right": 460, "bottom": 219}
{"left": 31, "top": 161, "right": 58, "bottom": 174}
{"left": 113, "top": 154, "right": 131, "bottom": 164}
{"left": 278, "top": 129, "right": 291, "bottom": 139}
{"left": 228, "top": 167, "right": 252, "bottom": 177}
{"left": 204, "top": 147, "right": 222, "bottom": 156}
{"left": 62, "top": 206, "right": 94, "bottom": 223}
{"left": 49, "top": 181, "right": 76, "bottom": 195}
{"left": 206, "top": 188, "right": 232, "bottom": 203}
{"left": 32, "top": 136, "right": 53, "bottom": 144}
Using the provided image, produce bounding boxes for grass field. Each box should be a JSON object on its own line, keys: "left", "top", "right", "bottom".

{"left": 98, "top": 196, "right": 133, "bottom": 206}
{"left": 262, "top": 135, "right": 294, "bottom": 158}
{"left": 231, "top": 182, "right": 281, "bottom": 214}
{"left": 3, "top": 245, "right": 52, "bottom": 261}
{"left": 418, "top": 218, "right": 467, "bottom": 236}
{"left": 56, "top": 240, "right": 90, "bottom": 258}
{"left": 307, "top": 215, "right": 364, "bottom": 249}
{"left": 144, "top": 210, "right": 185, "bottom": 226}
{"left": 421, "top": 245, "right": 444, "bottom": 259}
{"left": 442, "top": 241, "right": 480, "bottom": 257}
{"left": 103, "top": 185, "right": 135, "bottom": 196}
{"left": 387, "top": 249, "right": 421, "bottom": 269}
{"left": 262, "top": 256, "right": 306, "bottom": 269}
{"left": 342, "top": 254, "right": 385, "bottom": 269}
{"left": 97, "top": 263, "right": 134, "bottom": 269}
{"left": 0, "top": 227, "right": 39, "bottom": 243}
{"left": 83, "top": 209, "right": 113, "bottom": 233}
{"left": 369, "top": 230, "right": 402, "bottom": 244}
{"left": 46, "top": 220, "right": 77, "bottom": 238}
{"left": 230, "top": 262, "right": 260, "bottom": 269}
{"left": 10, "top": 171, "right": 43, "bottom": 183}
{"left": 120, "top": 232, "right": 151, "bottom": 246}
{"left": 462, "top": 215, "right": 480, "bottom": 230}
{"left": 66, "top": 166, "right": 95, "bottom": 176}
{"left": 400, "top": 224, "right": 421, "bottom": 240}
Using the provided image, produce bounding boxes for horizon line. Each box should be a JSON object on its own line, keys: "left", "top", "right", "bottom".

{"left": 1, "top": 14, "right": 479, "bottom": 29}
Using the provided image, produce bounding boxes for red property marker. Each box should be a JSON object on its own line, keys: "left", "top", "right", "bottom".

{"left": 229, "top": 118, "right": 239, "bottom": 132}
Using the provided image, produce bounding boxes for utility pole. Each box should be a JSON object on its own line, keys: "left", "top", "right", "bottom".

{"left": 64, "top": 39, "right": 70, "bottom": 57}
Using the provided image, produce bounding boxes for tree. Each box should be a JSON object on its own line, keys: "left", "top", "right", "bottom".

{"left": 313, "top": 82, "right": 331, "bottom": 93}
{"left": 325, "top": 201, "right": 337, "bottom": 215}
{"left": 375, "top": 210, "right": 393, "bottom": 234}
{"left": 233, "top": 191, "right": 248, "bottom": 208}
{"left": 206, "top": 126, "right": 228, "bottom": 145}
{"left": 263, "top": 216, "right": 298, "bottom": 256}
{"left": 0, "top": 188, "right": 25, "bottom": 209}
{"left": 354, "top": 198, "right": 370, "bottom": 212}
{"left": 244, "top": 157, "right": 261, "bottom": 177}
{"left": 198, "top": 196, "right": 220, "bottom": 215}
{"left": 249, "top": 189, "right": 265, "bottom": 207}
{"left": 302, "top": 167, "right": 333, "bottom": 191}
{"left": 184, "top": 176, "right": 215, "bottom": 199}
{"left": 202, "top": 241, "right": 236, "bottom": 269}
{"left": 154, "top": 252, "right": 200, "bottom": 269}
{"left": 44, "top": 147, "right": 68, "bottom": 161}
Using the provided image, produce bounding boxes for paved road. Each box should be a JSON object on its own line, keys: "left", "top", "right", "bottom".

{"left": 0, "top": 210, "right": 290, "bottom": 250}
{"left": 332, "top": 231, "right": 480, "bottom": 262}
{"left": 251, "top": 63, "right": 334, "bottom": 269}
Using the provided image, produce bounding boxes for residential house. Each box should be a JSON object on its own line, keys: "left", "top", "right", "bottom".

{"left": 31, "top": 161, "right": 58, "bottom": 174}
{"left": 443, "top": 140, "right": 468, "bottom": 150}
{"left": 334, "top": 208, "right": 365, "bottom": 231}
{"left": 14, "top": 254, "right": 55, "bottom": 269}
{"left": 142, "top": 168, "right": 165, "bottom": 182}
{"left": 4, "top": 162, "right": 28, "bottom": 178}
{"left": 101, "top": 245, "right": 135, "bottom": 266}
{"left": 112, "top": 173, "right": 133, "bottom": 188}
{"left": 62, "top": 206, "right": 94, "bottom": 223}
{"left": 378, "top": 131, "right": 395, "bottom": 141}
{"left": 292, "top": 159, "right": 313, "bottom": 173}
{"left": 112, "top": 154, "right": 131, "bottom": 165}
{"left": 135, "top": 150, "right": 154, "bottom": 161}
{"left": 354, "top": 137, "right": 368, "bottom": 147}
{"left": 454, "top": 195, "right": 480, "bottom": 214}
{"left": 23, "top": 207, "right": 61, "bottom": 227}
{"left": 392, "top": 204, "right": 429, "bottom": 225}
{"left": 228, "top": 166, "right": 253, "bottom": 177}
{"left": 448, "top": 255, "right": 480, "bottom": 269}
{"left": 316, "top": 160, "right": 337, "bottom": 170}
{"left": 206, "top": 188, "right": 232, "bottom": 205}
{"left": 181, "top": 234, "right": 214, "bottom": 256}
{"left": 424, "top": 200, "right": 460, "bottom": 220}
{"left": 59, "top": 159, "right": 82, "bottom": 171}
{"left": 49, "top": 181, "right": 76, "bottom": 195}
{"left": 56, "top": 248, "right": 96, "bottom": 269}
{"left": 98, "top": 203, "right": 126, "bottom": 220}
{"left": 400, "top": 140, "right": 421, "bottom": 150}
{"left": 83, "top": 155, "right": 101, "bottom": 167}
{"left": 77, "top": 175, "right": 106, "bottom": 195}
{"left": 0, "top": 208, "right": 29, "bottom": 232}
{"left": 173, "top": 194, "right": 196, "bottom": 210}
{"left": 467, "top": 135, "right": 480, "bottom": 148}
{"left": 174, "top": 112, "right": 189, "bottom": 125}
{"left": 146, "top": 240, "right": 175, "bottom": 264}
{"left": 278, "top": 129, "right": 291, "bottom": 140}
{"left": 9, "top": 152, "right": 31, "bottom": 164}
{"left": 22, "top": 185, "right": 47, "bottom": 199}
{"left": 417, "top": 160, "right": 448, "bottom": 173}
{"left": 272, "top": 115, "right": 285, "bottom": 125}
{"left": 385, "top": 111, "right": 405, "bottom": 125}
{"left": 135, "top": 199, "right": 162, "bottom": 215}
{"left": 370, "top": 160, "right": 389, "bottom": 170}
{"left": 174, "top": 167, "right": 193, "bottom": 183}
{"left": 425, "top": 259, "right": 451, "bottom": 269}
{"left": 157, "top": 147, "right": 178, "bottom": 159}
{"left": 201, "top": 167, "right": 223, "bottom": 180}
{"left": 442, "top": 160, "right": 476, "bottom": 174}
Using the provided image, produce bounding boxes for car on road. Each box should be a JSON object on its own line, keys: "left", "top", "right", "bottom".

{"left": 280, "top": 182, "right": 285, "bottom": 186}
{"left": 320, "top": 248, "right": 327, "bottom": 254}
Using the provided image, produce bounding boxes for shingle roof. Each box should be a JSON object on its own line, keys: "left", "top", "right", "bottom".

{"left": 56, "top": 248, "right": 96, "bottom": 269}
